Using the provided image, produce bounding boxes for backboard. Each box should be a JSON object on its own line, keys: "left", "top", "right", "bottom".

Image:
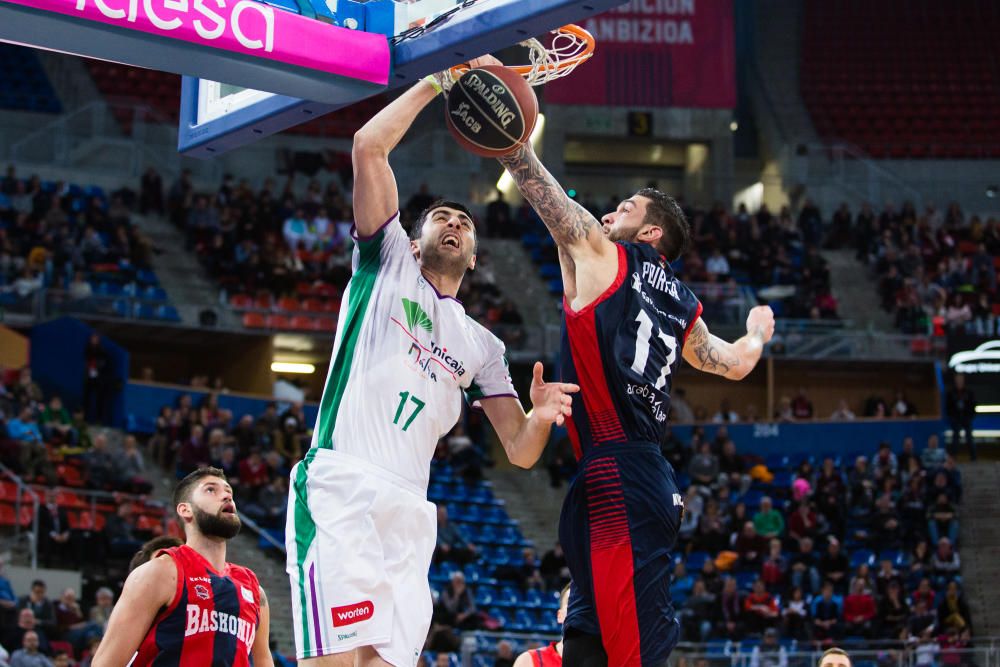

{"left": 178, "top": 0, "right": 624, "bottom": 157}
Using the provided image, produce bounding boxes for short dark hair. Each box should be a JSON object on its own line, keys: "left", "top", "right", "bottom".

{"left": 635, "top": 187, "right": 690, "bottom": 262}
{"left": 411, "top": 199, "right": 478, "bottom": 252}
{"left": 820, "top": 648, "right": 851, "bottom": 666}
{"left": 173, "top": 467, "right": 228, "bottom": 513}
{"left": 129, "top": 535, "right": 184, "bottom": 573}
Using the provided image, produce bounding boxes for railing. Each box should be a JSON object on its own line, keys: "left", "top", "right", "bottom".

{"left": 460, "top": 634, "right": 1000, "bottom": 667}
{"left": 0, "top": 464, "right": 40, "bottom": 569}
{"left": 237, "top": 511, "right": 285, "bottom": 553}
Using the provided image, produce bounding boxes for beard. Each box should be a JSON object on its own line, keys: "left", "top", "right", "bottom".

{"left": 193, "top": 505, "right": 241, "bottom": 539}
{"left": 419, "top": 240, "right": 473, "bottom": 278}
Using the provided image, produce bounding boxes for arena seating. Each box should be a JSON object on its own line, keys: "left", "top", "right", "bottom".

{"left": 801, "top": 0, "right": 1000, "bottom": 158}
{"left": 82, "top": 61, "right": 180, "bottom": 132}
{"left": 0, "top": 44, "right": 61, "bottom": 114}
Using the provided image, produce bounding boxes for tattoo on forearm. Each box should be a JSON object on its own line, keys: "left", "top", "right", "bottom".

{"left": 498, "top": 145, "right": 598, "bottom": 246}
{"left": 687, "top": 320, "right": 741, "bottom": 375}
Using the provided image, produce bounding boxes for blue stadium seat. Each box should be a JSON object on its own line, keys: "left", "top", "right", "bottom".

{"left": 850, "top": 549, "right": 875, "bottom": 568}
{"left": 685, "top": 551, "right": 710, "bottom": 571}
{"left": 735, "top": 571, "right": 758, "bottom": 590}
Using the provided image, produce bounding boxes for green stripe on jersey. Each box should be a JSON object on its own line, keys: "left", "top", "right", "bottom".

{"left": 314, "top": 227, "right": 384, "bottom": 449}
{"left": 294, "top": 226, "right": 384, "bottom": 650}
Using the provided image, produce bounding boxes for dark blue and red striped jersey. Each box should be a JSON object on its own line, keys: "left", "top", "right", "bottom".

{"left": 529, "top": 642, "right": 562, "bottom": 666}
{"left": 132, "top": 544, "right": 261, "bottom": 667}
{"left": 561, "top": 242, "right": 702, "bottom": 458}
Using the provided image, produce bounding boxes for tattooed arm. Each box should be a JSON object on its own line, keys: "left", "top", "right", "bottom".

{"left": 682, "top": 306, "right": 775, "bottom": 380}
{"left": 498, "top": 143, "right": 617, "bottom": 305}
{"left": 498, "top": 144, "right": 613, "bottom": 259}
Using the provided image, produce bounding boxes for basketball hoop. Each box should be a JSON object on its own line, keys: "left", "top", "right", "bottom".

{"left": 446, "top": 24, "right": 595, "bottom": 88}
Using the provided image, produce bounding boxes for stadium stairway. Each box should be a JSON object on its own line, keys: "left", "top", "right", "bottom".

{"left": 487, "top": 467, "right": 564, "bottom": 556}
{"left": 34, "top": 51, "right": 104, "bottom": 111}
{"left": 955, "top": 461, "right": 1000, "bottom": 637}
{"left": 822, "top": 249, "right": 894, "bottom": 330}
{"left": 480, "top": 238, "right": 561, "bottom": 331}
{"left": 140, "top": 213, "right": 240, "bottom": 327}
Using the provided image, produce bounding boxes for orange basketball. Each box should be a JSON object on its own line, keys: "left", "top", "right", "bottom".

{"left": 445, "top": 65, "right": 538, "bottom": 158}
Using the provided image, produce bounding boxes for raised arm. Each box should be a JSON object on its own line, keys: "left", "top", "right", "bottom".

{"left": 497, "top": 143, "right": 613, "bottom": 261}
{"left": 91, "top": 556, "right": 176, "bottom": 667}
{"left": 352, "top": 80, "right": 440, "bottom": 237}
{"left": 682, "top": 306, "right": 775, "bottom": 381}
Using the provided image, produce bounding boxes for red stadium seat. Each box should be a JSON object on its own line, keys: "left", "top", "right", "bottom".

{"left": 290, "top": 316, "right": 314, "bottom": 331}
{"left": 314, "top": 317, "right": 337, "bottom": 332}
{"left": 55, "top": 490, "right": 87, "bottom": 508}
{"left": 0, "top": 481, "right": 17, "bottom": 502}
{"left": 253, "top": 293, "right": 273, "bottom": 310}
{"left": 229, "top": 294, "right": 252, "bottom": 309}
{"left": 0, "top": 504, "right": 15, "bottom": 527}
{"left": 242, "top": 312, "right": 267, "bottom": 329}
{"left": 277, "top": 297, "right": 301, "bottom": 312}
{"left": 301, "top": 298, "right": 324, "bottom": 312}
{"left": 56, "top": 464, "right": 85, "bottom": 488}
{"left": 268, "top": 314, "right": 291, "bottom": 330}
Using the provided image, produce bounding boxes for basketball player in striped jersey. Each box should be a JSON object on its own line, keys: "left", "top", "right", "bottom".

{"left": 286, "top": 59, "right": 579, "bottom": 667}
{"left": 513, "top": 586, "right": 569, "bottom": 667}
{"left": 498, "top": 112, "right": 774, "bottom": 665}
{"left": 92, "top": 468, "right": 273, "bottom": 667}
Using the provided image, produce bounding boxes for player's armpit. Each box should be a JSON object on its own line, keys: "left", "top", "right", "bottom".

{"left": 497, "top": 144, "right": 612, "bottom": 261}
{"left": 251, "top": 586, "right": 275, "bottom": 667}
{"left": 91, "top": 555, "right": 177, "bottom": 667}
{"left": 682, "top": 318, "right": 761, "bottom": 381}
{"left": 512, "top": 652, "right": 535, "bottom": 667}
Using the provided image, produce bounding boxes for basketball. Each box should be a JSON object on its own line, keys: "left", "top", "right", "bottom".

{"left": 445, "top": 65, "right": 538, "bottom": 158}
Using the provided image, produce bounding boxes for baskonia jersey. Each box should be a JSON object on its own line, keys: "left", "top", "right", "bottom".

{"left": 132, "top": 545, "right": 261, "bottom": 667}
{"left": 560, "top": 242, "right": 702, "bottom": 457}
{"left": 308, "top": 213, "right": 517, "bottom": 489}
{"left": 529, "top": 642, "right": 562, "bottom": 666}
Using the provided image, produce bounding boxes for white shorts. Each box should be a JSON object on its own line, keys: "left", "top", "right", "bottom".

{"left": 286, "top": 448, "right": 437, "bottom": 666}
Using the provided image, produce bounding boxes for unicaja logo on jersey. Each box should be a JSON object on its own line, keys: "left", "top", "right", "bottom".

{"left": 331, "top": 600, "right": 374, "bottom": 627}
{"left": 402, "top": 298, "right": 433, "bottom": 334}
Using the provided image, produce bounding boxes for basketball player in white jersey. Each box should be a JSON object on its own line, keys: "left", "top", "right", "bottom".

{"left": 286, "top": 60, "right": 580, "bottom": 667}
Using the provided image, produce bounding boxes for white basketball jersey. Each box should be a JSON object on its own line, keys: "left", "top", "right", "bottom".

{"left": 308, "top": 213, "right": 517, "bottom": 490}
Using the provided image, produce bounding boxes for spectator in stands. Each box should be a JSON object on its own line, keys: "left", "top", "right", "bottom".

{"left": 688, "top": 441, "right": 719, "bottom": 492}
{"left": 753, "top": 497, "right": 785, "bottom": 539}
{"left": 697, "top": 499, "right": 729, "bottom": 554}
{"left": 670, "top": 388, "right": 695, "bottom": 423}
{"left": 791, "top": 389, "right": 814, "bottom": 420}
{"left": 811, "top": 583, "right": 842, "bottom": 641}
{"left": 39, "top": 396, "right": 74, "bottom": 445}
{"left": 139, "top": 168, "right": 164, "bottom": 216}
{"left": 37, "top": 491, "right": 70, "bottom": 568}
{"left": 3, "top": 609, "right": 50, "bottom": 657}
{"left": 877, "top": 579, "right": 910, "bottom": 640}
{"left": 678, "top": 487, "right": 703, "bottom": 543}
{"left": 84, "top": 433, "right": 118, "bottom": 490}
{"left": 945, "top": 375, "right": 976, "bottom": 461}
{"left": 819, "top": 538, "right": 849, "bottom": 593}
{"left": 539, "top": 542, "right": 569, "bottom": 592}
{"left": 932, "top": 538, "right": 961, "bottom": 585}
{"left": 750, "top": 628, "right": 786, "bottom": 667}
{"left": 937, "top": 581, "right": 971, "bottom": 634}
{"left": 736, "top": 522, "right": 767, "bottom": 569}
{"left": 9, "top": 631, "right": 51, "bottom": 667}
{"left": 780, "top": 587, "right": 808, "bottom": 641}
{"left": 177, "top": 424, "right": 208, "bottom": 476}
{"left": 848, "top": 456, "right": 876, "bottom": 521}
{"left": 15, "top": 583, "right": 55, "bottom": 639}
{"left": 790, "top": 536, "right": 822, "bottom": 595}
{"left": 891, "top": 390, "right": 917, "bottom": 418}
{"left": 927, "top": 492, "right": 959, "bottom": 544}
{"left": 761, "top": 538, "right": 787, "bottom": 592}
{"left": 82, "top": 334, "right": 113, "bottom": 425}
{"left": 941, "top": 456, "right": 962, "bottom": 503}
{"left": 237, "top": 449, "right": 269, "bottom": 500}
{"left": 434, "top": 505, "right": 477, "bottom": 564}
{"left": 718, "top": 440, "right": 749, "bottom": 493}
{"left": 788, "top": 500, "right": 820, "bottom": 546}
{"left": 104, "top": 504, "right": 143, "bottom": 558}
{"left": 7, "top": 407, "right": 50, "bottom": 482}
{"left": 241, "top": 475, "right": 287, "bottom": 528}
{"left": 872, "top": 494, "right": 903, "bottom": 550}
{"left": 875, "top": 558, "right": 904, "bottom": 599}
{"left": 54, "top": 588, "right": 101, "bottom": 652}
{"left": 829, "top": 399, "right": 856, "bottom": 421}
{"left": 712, "top": 399, "right": 740, "bottom": 424}
{"left": 908, "top": 598, "right": 936, "bottom": 638}
{"left": 921, "top": 434, "right": 947, "bottom": 470}
{"left": 87, "top": 588, "right": 114, "bottom": 632}
{"left": 118, "top": 434, "right": 151, "bottom": 493}
{"left": 842, "top": 579, "right": 876, "bottom": 637}
{"left": 439, "top": 571, "right": 479, "bottom": 631}
{"left": 719, "top": 577, "right": 744, "bottom": 639}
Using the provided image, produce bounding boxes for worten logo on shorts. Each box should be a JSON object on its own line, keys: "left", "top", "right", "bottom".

{"left": 331, "top": 600, "right": 374, "bottom": 627}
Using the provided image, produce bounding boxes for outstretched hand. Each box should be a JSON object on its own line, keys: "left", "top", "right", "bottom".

{"left": 528, "top": 361, "right": 579, "bottom": 427}
{"left": 746, "top": 305, "right": 775, "bottom": 344}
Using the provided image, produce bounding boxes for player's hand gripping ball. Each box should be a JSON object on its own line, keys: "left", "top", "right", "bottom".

{"left": 446, "top": 64, "right": 538, "bottom": 158}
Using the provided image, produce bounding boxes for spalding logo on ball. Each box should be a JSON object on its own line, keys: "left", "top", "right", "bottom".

{"left": 446, "top": 65, "right": 538, "bottom": 158}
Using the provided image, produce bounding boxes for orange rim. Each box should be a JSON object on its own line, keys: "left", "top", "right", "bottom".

{"left": 449, "top": 23, "right": 595, "bottom": 83}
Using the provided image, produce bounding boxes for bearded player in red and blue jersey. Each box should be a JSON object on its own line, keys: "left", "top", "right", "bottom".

{"left": 93, "top": 467, "right": 273, "bottom": 667}
{"left": 498, "top": 139, "right": 774, "bottom": 666}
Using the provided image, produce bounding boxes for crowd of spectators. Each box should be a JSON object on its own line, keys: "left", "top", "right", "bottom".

{"left": 658, "top": 424, "right": 970, "bottom": 651}
{"left": 0, "top": 164, "right": 155, "bottom": 309}
{"left": 156, "top": 170, "right": 526, "bottom": 345}
{"left": 840, "top": 199, "right": 1000, "bottom": 336}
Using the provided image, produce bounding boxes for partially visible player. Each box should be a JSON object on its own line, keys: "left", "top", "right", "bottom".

{"left": 128, "top": 535, "right": 184, "bottom": 572}
{"left": 819, "top": 648, "right": 851, "bottom": 667}
{"left": 513, "top": 585, "right": 570, "bottom": 667}
{"left": 92, "top": 468, "right": 273, "bottom": 667}
{"left": 498, "top": 105, "right": 774, "bottom": 666}
{"left": 286, "top": 60, "right": 580, "bottom": 667}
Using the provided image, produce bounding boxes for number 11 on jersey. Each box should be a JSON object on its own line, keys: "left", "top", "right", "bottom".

{"left": 631, "top": 310, "right": 677, "bottom": 390}
{"left": 393, "top": 391, "right": 425, "bottom": 432}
